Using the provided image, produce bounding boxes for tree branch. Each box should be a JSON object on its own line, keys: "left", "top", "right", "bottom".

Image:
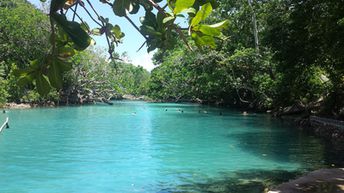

{"left": 72, "top": 3, "right": 78, "bottom": 21}
{"left": 85, "top": 0, "right": 104, "bottom": 25}
{"left": 70, "top": 7, "right": 90, "bottom": 33}
{"left": 79, "top": 2, "right": 102, "bottom": 27}
{"left": 102, "top": 1, "right": 148, "bottom": 42}
{"left": 124, "top": 15, "right": 148, "bottom": 41}
{"left": 146, "top": 0, "right": 192, "bottom": 51}
{"left": 137, "top": 41, "right": 147, "bottom": 52}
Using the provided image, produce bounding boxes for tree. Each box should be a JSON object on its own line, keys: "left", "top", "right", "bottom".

{"left": 16, "top": 0, "right": 228, "bottom": 95}
{"left": 0, "top": 0, "right": 52, "bottom": 104}
{"left": 0, "top": 62, "right": 8, "bottom": 106}
{"left": 60, "top": 47, "right": 150, "bottom": 104}
{"left": 148, "top": 0, "right": 276, "bottom": 109}
{"left": 112, "top": 62, "right": 150, "bottom": 96}
{"left": 0, "top": 0, "right": 153, "bottom": 104}
{"left": 264, "top": 0, "right": 344, "bottom": 117}
{"left": 0, "top": 0, "right": 50, "bottom": 72}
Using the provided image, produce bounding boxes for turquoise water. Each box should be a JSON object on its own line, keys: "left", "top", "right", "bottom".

{"left": 0, "top": 101, "right": 333, "bottom": 192}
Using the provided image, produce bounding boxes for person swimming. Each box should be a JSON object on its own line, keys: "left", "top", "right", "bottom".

{"left": 242, "top": 111, "right": 248, "bottom": 116}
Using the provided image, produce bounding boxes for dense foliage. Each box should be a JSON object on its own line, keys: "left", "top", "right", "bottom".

{"left": 148, "top": 0, "right": 278, "bottom": 108}
{"left": 60, "top": 48, "right": 150, "bottom": 104}
{"left": 0, "top": 64, "right": 8, "bottom": 105}
{"left": 0, "top": 0, "right": 51, "bottom": 105}
{"left": 11, "top": 0, "right": 227, "bottom": 96}
{"left": 148, "top": 0, "right": 344, "bottom": 118}
{"left": 0, "top": 0, "right": 150, "bottom": 106}
{"left": 265, "top": 0, "right": 344, "bottom": 116}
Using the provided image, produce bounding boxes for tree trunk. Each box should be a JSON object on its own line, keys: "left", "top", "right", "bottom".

{"left": 248, "top": 0, "right": 259, "bottom": 53}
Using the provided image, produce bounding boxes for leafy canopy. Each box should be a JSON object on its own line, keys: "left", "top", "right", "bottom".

{"left": 17, "top": 0, "right": 228, "bottom": 95}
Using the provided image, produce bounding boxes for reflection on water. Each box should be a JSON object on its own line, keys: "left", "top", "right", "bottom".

{"left": 0, "top": 101, "right": 340, "bottom": 193}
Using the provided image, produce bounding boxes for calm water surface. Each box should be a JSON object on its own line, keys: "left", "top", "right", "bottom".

{"left": 0, "top": 101, "right": 335, "bottom": 192}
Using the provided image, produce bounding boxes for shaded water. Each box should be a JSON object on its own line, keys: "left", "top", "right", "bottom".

{"left": 0, "top": 101, "right": 338, "bottom": 192}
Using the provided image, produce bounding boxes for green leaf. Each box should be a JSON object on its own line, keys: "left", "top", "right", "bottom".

{"left": 192, "top": 32, "right": 216, "bottom": 48}
{"left": 198, "top": 25, "right": 221, "bottom": 36}
{"left": 183, "top": 7, "right": 196, "bottom": 15}
{"left": 163, "top": 16, "right": 175, "bottom": 24}
{"left": 338, "top": 18, "right": 344, "bottom": 26}
{"left": 13, "top": 69, "right": 33, "bottom": 87}
{"left": 58, "top": 60, "right": 72, "bottom": 71}
{"left": 166, "top": 0, "right": 175, "bottom": 11}
{"left": 191, "top": 2, "right": 212, "bottom": 27}
{"left": 54, "top": 28, "right": 69, "bottom": 46}
{"left": 50, "top": 0, "right": 67, "bottom": 12}
{"left": 112, "top": 0, "right": 132, "bottom": 17}
{"left": 205, "top": 0, "right": 219, "bottom": 9}
{"left": 28, "top": 59, "right": 41, "bottom": 71}
{"left": 80, "top": 22, "right": 90, "bottom": 32}
{"left": 141, "top": 25, "right": 162, "bottom": 36}
{"left": 13, "top": 69, "right": 28, "bottom": 77}
{"left": 138, "top": 0, "right": 153, "bottom": 11}
{"left": 147, "top": 41, "right": 158, "bottom": 52}
{"left": 58, "top": 46, "right": 75, "bottom": 58}
{"left": 174, "top": 0, "right": 195, "bottom": 14}
{"left": 111, "top": 25, "right": 124, "bottom": 39}
{"left": 91, "top": 28, "right": 102, "bottom": 35}
{"left": 147, "top": 45, "right": 156, "bottom": 53}
{"left": 208, "top": 20, "right": 229, "bottom": 29}
{"left": 47, "top": 60, "right": 63, "bottom": 89}
{"left": 157, "top": 11, "right": 165, "bottom": 29}
{"left": 143, "top": 11, "right": 157, "bottom": 28}
{"left": 176, "top": 14, "right": 186, "bottom": 18}
{"left": 36, "top": 74, "right": 51, "bottom": 96}
{"left": 129, "top": 2, "right": 140, "bottom": 14}
{"left": 52, "top": 13, "right": 91, "bottom": 51}
{"left": 17, "top": 75, "right": 33, "bottom": 87}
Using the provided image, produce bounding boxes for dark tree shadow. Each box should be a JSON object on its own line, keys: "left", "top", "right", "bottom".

{"left": 229, "top": 128, "right": 344, "bottom": 168}
{"left": 157, "top": 169, "right": 303, "bottom": 193}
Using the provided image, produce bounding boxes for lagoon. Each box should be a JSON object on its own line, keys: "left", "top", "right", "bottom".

{"left": 0, "top": 101, "right": 336, "bottom": 192}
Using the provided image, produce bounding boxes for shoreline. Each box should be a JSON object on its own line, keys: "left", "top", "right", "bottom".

{"left": 3, "top": 102, "right": 32, "bottom": 109}
{"left": 2, "top": 102, "right": 56, "bottom": 109}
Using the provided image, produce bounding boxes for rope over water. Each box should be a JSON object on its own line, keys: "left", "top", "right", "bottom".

{"left": 0, "top": 117, "right": 9, "bottom": 133}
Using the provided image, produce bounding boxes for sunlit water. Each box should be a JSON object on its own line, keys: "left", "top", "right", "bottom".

{"left": 0, "top": 101, "right": 336, "bottom": 192}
